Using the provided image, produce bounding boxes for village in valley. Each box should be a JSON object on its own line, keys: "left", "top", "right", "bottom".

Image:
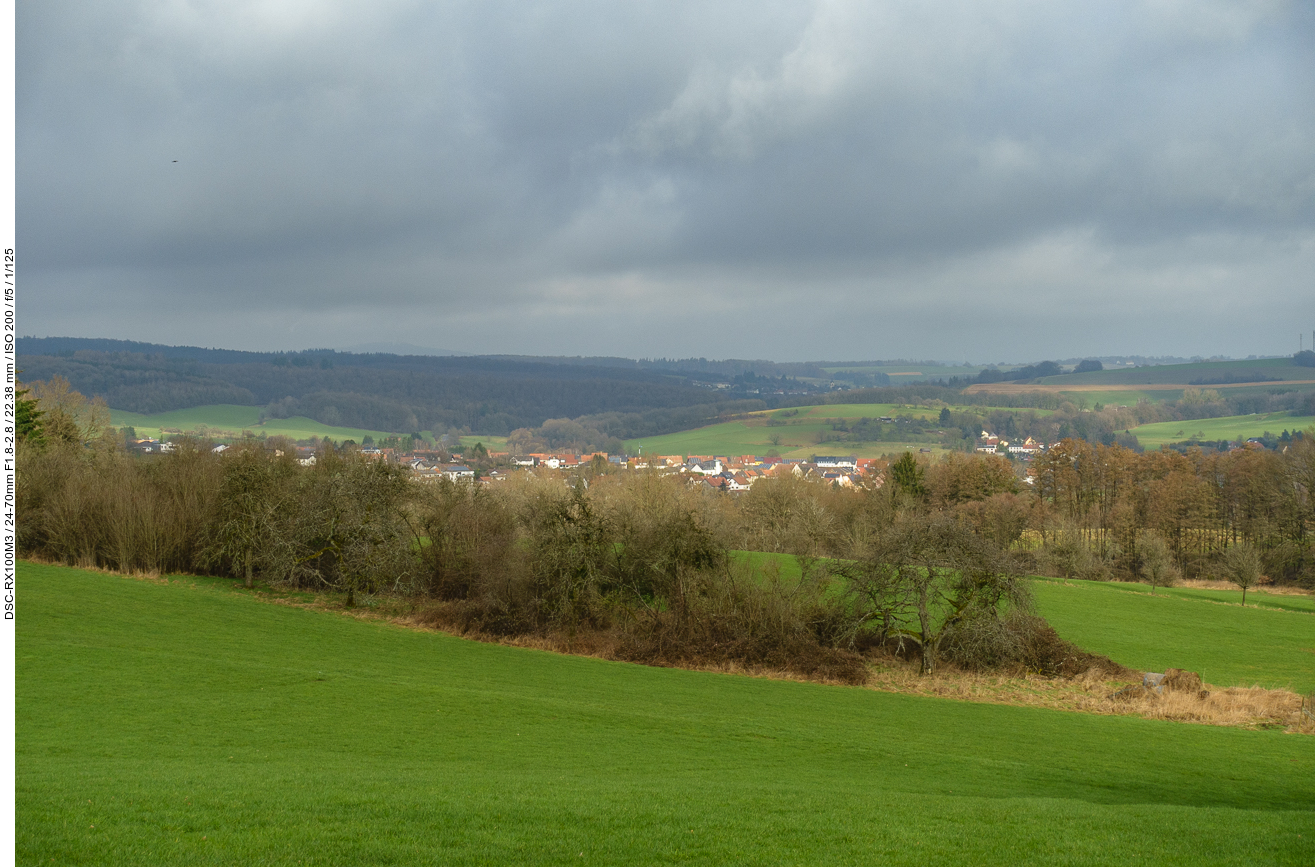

{"left": 119, "top": 422, "right": 1086, "bottom": 491}
{"left": 202, "top": 432, "right": 1056, "bottom": 490}
{"left": 389, "top": 430, "right": 1058, "bottom": 490}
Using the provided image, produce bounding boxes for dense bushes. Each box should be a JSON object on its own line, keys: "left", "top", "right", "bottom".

{"left": 18, "top": 440, "right": 1061, "bottom": 680}
{"left": 29, "top": 427, "right": 1308, "bottom": 680}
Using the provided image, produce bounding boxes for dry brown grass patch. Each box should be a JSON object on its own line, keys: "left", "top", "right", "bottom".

{"left": 22, "top": 554, "right": 167, "bottom": 584}
{"left": 864, "top": 659, "right": 1310, "bottom": 733}
{"left": 1178, "top": 578, "right": 1313, "bottom": 598}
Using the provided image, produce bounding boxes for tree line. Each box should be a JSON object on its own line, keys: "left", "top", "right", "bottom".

{"left": 20, "top": 339, "right": 1315, "bottom": 450}
{"left": 1029, "top": 438, "right": 1315, "bottom": 586}
{"left": 22, "top": 429, "right": 1182, "bottom": 682}
{"left": 17, "top": 348, "right": 756, "bottom": 436}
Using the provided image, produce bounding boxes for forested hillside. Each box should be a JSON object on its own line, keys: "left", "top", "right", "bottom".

{"left": 17, "top": 338, "right": 793, "bottom": 436}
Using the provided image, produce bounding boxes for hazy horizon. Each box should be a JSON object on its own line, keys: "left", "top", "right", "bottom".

{"left": 19, "top": 333, "right": 1302, "bottom": 369}
{"left": 19, "top": 2, "right": 1315, "bottom": 361}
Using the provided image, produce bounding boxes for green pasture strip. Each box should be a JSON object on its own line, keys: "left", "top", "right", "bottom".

{"left": 730, "top": 550, "right": 806, "bottom": 583}
{"left": 628, "top": 419, "right": 782, "bottom": 456}
{"left": 628, "top": 403, "right": 1066, "bottom": 458}
{"left": 944, "top": 404, "right": 1057, "bottom": 417}
{"left": 629, "top": 422, "right": 953, "bottom": 459}
{"left": 1128, "top": 582, "right": 1315, "bottom": 615}
{"left": 1033, "top": 574, "right": 1315, "bottom": 614}
{"left": 109, "top": 405, "right": 403, "bottom": 445}
{"left": 729, "top": 551, "right": 852, "bottom": 601}
{"left": 18, "top": 563, "right": 1314, "bottom": 866}
{"left": 1040, "top": 357, "right": 1313, "bottom": 387}
{"left": 1032, "top": 578, "right": 1315, "bottom": 693}
{"left": 821, "top": 364, "right": 993, "bottom": 379}
{"left": 628, "top": 421, "right": 950, "bottom": 459}
{"left": 736, "top": 552, "right": 1314, "bottom": 685}
{"left": 1057, "top": 389, "right": 1166, "bottom": 406}
{"left": 805, "top": 443, "right": 953, "bottom": 459}
{"left": 779, "top": 403, "right": 1053, "bottom": 420}
{"left": 790, "top": 403, "right": 933, "bottom": 419}
{"left": 110, "top": 404, "right": 265, "bottom": 430}
{"left": 1129, "top": 413, "right": 1315, "bottom": 448}
{"left": 1218, "top": 381, "right": 1315, "bottom": 398}
{"left": 456, "top": 435, "right": 509, "bottom": 450}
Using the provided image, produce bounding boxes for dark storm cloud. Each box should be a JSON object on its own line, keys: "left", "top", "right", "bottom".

{"left": 18, "top": 1, "right": 1315, "bottom": 360}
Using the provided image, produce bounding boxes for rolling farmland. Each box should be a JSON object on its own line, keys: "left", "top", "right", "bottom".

{"left": 968, "top": 357, "right": 1315, "bottom": 398}
{"left": 109, "top": 405, "right": 410, "bottom": 445}
{"left": 627, "top": 403, "right": 995, "bottom": 459}
{"left": 1032, "top": 577, "right": 1315, "bottom": 693}
{"left": 1127, "top": 412, "right": 1315, "bottom": 448}
{"left": 737, "top": 551, "right": 1315, "bottom": 693}
{"left": 821, "top": 362, "right": 999, "bottom": 382}
{"left": 18, "top": 562, "right": 1315, "bottom": 865}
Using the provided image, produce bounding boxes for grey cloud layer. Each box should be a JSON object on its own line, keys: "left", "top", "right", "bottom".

{"left": 19, "top": 0, "right": 1315, "bottom": 359}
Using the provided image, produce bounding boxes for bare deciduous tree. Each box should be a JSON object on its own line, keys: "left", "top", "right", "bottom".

{"left": 848, "top": 514, "right": 1027, "bottom": 675}
{"left": 204, "top": 446, "right": 289, "bottom": 588}
{"left": 1138, "top": 532, "right": 1179, "bottom": 594}
{"left": 1221, "top": 544, "right": 1264, "bottom": 607}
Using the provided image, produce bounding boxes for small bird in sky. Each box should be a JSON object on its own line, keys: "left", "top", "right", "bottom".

{"left": 172, "top": 160, "right": 177, "bottom": 163}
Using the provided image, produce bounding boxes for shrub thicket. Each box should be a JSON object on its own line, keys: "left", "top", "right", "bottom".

{"left": 18, "top": 439, "right": 1057, "bottom": 680}
{"left": 27, "top": 422, "right": 1311, "bottom": 679}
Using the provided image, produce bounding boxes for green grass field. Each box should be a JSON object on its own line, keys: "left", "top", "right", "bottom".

{"left": 1128, "top": 413, "right": 1315, "bottom": 448}
{"left": 822, "top": 363, "right": 997, "bottom": 381}
{"left": 789, "top": 403, "right": 1051, "bottom": 421}
{"left": 18, "top": 562, "right": 1315, "bottom": 864}
{"left": 628, "top": 418, "right": 931, "bottom": 460}
{"left": 1033, "top": 577, "right": 1315, "bottom": 693}
{"left": 1056, "top": 389, "right": 1167, "bottom": 407}
{"left": 1041, "top": 358, "right": 1315, "bottom": 388}
{"left": 734, "top": 550, "right": 1315, "bottom": 692}
{"left": 457, "top": 435, "right": 509, "bottom": 451}
{"left": 627, "top": 404, "right": 982, "bottom": 459}
{"left": 109, "top": 405, "right": 407, "bottom": 445}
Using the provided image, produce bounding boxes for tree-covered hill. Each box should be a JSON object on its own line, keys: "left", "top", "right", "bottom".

{"left": 19, "top": 337, "right": 797, "bottom": 435}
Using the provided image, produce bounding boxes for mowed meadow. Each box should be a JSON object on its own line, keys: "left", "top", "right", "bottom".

{"left": 18, "top": 562, "right": 1315, "bottom": 866}
{"left": 109, "top": 405, "right": 403, "bottom": 445}
{"left": 1127, "top": 413, "right": 1315, "bottom": 449}
{"left": 1031, "top": 577, "right": 1315, "bottom": 693}
{"left": 624, "top": 403, "right": 1019, "bottom": 458}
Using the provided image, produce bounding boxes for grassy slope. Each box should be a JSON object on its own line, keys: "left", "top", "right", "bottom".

{"left": 820, "top": 364, "right": 996, "bottom": 380}
{"left": 1128, "top": 413, "right": 1315, "bottom": 448}
{"left": 457, "top": 435, "right": 509, "bottom": 451}
{"left": 735, "top": 550, "right": 1315, "bottom": 691}
{"left": 19, "top": 563, "right": 1315, "bottom": 866}
{"left": 109, "top": 405, "right": 404, "bottom": 444}
{"left": 1032, "top": 577, "right": 1315, "bottom": 693}
{"left": 1041, "top": 358, "right": 1315, "bottom": 387}
{"left": 626, "top": 404, "right": 1017, "bottom": 459}
{"left": 731, "top": 550, "right": 807, "bottom": 583}
{"left": 964, "top": 360, "right": 1315, "bottom": 404}
{"left": 1059, "top": 389, "right": 1166, "bottom": 406}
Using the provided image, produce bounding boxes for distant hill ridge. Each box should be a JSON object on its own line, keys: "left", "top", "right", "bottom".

{"left": 16, "top": 336, "right": 791, "bottom": 438}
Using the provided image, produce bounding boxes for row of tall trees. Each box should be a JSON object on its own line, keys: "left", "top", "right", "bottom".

{"left": 1030, "top": 438, "right": 1315, "bottom": 583}
{"left": 16, "top": 345, "right": 768, "bottom": 434}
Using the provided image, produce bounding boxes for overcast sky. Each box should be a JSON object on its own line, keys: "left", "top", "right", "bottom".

{"left": 18, "top": 0, "right": 1315, "bottom": 362}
